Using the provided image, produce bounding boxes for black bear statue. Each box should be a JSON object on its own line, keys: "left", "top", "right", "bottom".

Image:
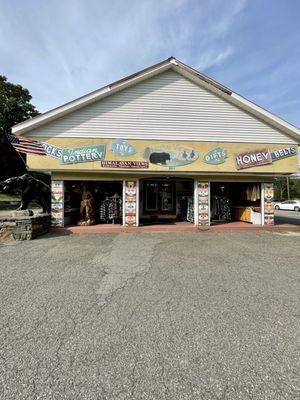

{"left": 0, "top": 174, "right": 51, "bottom": 213}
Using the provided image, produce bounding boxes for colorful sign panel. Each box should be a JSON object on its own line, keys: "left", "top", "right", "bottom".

{"left": 51, "top": 180, "right": 64, "bottom": 227}
{"left": 142, "top": 146, "right": 199, "bottom": 167}
{"left": 198, "top": 182, "right": 210, "bottom": 226}
{"left": 124, "top": 180, "right": 138, "bottom": 226}
{"left": 110, "top": 139, "right": 136, "bottom": 157}
{"left": 61, "top": 145, "right": 106, "bottom": 164}
{"left": 101, "top": 161, "right": 149, "bottom": 169}
{"left": 28, "top": 138, "right": 298, "bottom": 174}
{"left": 263, "top": 183, "right": 274, "bottom": 225}
{"left": 204, "top": 147, "right": 227, "bottom": 164}
{"left": 271, "top": 146, "right": 296, "bottom": 161}
{"left": 235, "top": 149, "right": 272, "bottom": 170}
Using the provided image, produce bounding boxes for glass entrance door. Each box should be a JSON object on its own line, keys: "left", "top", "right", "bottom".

{"left": 143, "top": 181, "right": 175, "bottom": 215}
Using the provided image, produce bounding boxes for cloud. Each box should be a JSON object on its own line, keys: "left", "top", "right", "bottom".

{"left": 0, "top": 0, "right": 299, "bottom": 128}
{"left": 195, "top": 47, "right": 233, "bottom": 71}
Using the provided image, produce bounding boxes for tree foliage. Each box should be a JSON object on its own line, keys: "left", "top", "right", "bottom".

{"left": 0, "top": 75, "right": 39, "bottom": 135}
{"left": 0, "top": 76, "right": 39, "bottom": 180}
{"left": 274, "top": 177, "right": 300, "bottom": 201}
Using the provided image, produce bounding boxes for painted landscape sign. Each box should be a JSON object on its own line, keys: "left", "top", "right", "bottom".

{"left": 142, "top": 146, "right": 199, "bottom": 167}
{"left": 61, "top": 145, "right": 106, "bottom": 164}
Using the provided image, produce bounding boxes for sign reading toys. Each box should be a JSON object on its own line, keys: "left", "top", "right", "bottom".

{"left": 110, "top": 139, "right": 136, "bottom": 157}
{"left": 235, "top": 149, "right": 272, "bottom": 170}
{"left": 61, "top": 145, "right": 106, "bottom": 164}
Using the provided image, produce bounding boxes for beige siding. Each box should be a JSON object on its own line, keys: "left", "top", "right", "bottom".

{"left": 29, "top": 71, "right": 295, "bottom": 144}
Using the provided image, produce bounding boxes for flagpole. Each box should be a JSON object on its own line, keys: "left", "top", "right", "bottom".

{"left": 4, "top": 132, "right": 29, "bottom": 172}
{"left": 16, "top": 151, "right": 29, "bottom": 171}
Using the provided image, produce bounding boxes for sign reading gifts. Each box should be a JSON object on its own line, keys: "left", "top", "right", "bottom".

{"left": 204, "top": 147, "right": 227, "bottom": 165}
{"left": 61, "top": 145, "right": 106, "bottom": 164}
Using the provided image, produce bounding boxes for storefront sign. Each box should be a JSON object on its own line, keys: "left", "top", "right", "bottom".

{"left": 61, "top": 145, "right": 106, "bottom": 164}
{"left": 110, "top": 139, "right": 136, "bottom": 156}
{"left": 204, "top": 147, "right": 227, "bottom": 164}
{"left": 271, "top": 146, "right": 296, "bottom": 161}
{"left": 142, "top": 146, "right": 198, "bottom": 167}
{"left": 101, "top": 160, "right": 149, "bottom": 169}
{"left": 235, "top": 148, "right": 272, "bottom": 169}
{"left": 41, "top": 142, "right": 62, "bottom": 159}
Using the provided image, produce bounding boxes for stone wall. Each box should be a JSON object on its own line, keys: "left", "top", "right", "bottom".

{"left": 0, "top": 212, "right": 51, "bottom": 241}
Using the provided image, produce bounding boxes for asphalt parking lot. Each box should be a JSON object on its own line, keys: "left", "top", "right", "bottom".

{"left": 0, "top": 231, "right": 299, "bottom": 400}
{"left": 275, "top": 209, "right": 300, "bottom": 225}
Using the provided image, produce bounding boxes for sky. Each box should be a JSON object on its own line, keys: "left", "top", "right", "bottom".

{"left": 0, "top": 0, "right": 300, "bottom": 129}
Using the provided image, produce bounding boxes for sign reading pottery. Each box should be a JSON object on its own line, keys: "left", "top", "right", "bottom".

{"left": 271, "top": 146, "right": 296, "bottom": 161}
{"left": 235, "top": 148, "right": 272, "bottom": 170}
{"left": 110, "top": 139, "right": 136, "bottom": 157}
{"left": 41, "top": 142, "right": 62, "bottom": 159}
{"left": 61, "top": 145, "right": 106, "bottom": 164}
{"left": 142, "top": 146, "right": 198, "bottom": 167}
{"left": 101, "top": 160, "right": 149, "bottom": 169}
{"left": 204, "top": 147, "right": 227, "bottom": 165}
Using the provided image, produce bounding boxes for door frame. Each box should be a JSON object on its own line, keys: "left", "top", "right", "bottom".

{"left": 142, "top": 180, "right": 176, "bottom": 215}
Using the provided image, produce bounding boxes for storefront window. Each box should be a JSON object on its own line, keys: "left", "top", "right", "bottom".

{"left": 145, "top": 183, "right": 158, "bottom": 211}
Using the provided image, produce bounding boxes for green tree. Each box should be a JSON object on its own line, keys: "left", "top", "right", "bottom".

{"left": 274, "top": 177, "right": 300, "bottom": 201}
{"left": 0, "top": 75, "right": 39, "bottom": 180}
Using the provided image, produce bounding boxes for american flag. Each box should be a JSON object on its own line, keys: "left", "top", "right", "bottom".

{"left": 6, "top": 133, "right": 46, "bottom": 155}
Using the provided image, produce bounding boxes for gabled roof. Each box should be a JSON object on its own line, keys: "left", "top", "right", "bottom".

{"left": 12, "top": 57, "right": 300, "bottom": 143}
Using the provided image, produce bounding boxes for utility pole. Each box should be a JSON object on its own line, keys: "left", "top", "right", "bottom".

{"left": 286, "top": 176, "right": 290, "bottom": 200}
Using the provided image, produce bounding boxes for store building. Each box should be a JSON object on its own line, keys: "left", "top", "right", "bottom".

{"left": 12, "top": 58, "right": 300, "bottom": 228}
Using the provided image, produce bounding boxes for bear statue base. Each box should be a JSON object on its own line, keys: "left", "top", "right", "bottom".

{"left": 0, "top": 213, "right": 51, "bottom": 241}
